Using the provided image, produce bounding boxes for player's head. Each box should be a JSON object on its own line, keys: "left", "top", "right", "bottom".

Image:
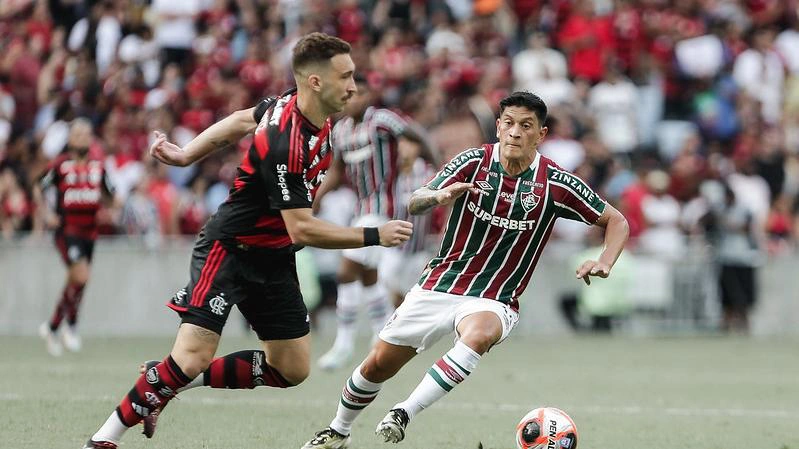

{"left": 342, "top": 75, "right": 373, "bottom": 118}
{"left": 68, "top": 117, "right": 93, "bottom": 157}
{"left": 292, "top": 32, "right": 357, "bottom": 115}
{"left": 496, "top": 91, "right": 548, "bottom": 161}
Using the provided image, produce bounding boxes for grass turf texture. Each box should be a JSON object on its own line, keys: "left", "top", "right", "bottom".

{"left": 1, "top": 335, "right": 797, "bottom": 449}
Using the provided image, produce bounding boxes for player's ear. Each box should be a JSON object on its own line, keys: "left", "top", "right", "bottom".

{"left": 537, "top": 126, "right": 548, "bottom": 145}
{"left": 495, "top": 118, "right": 501, "bottom": 140}
{"left": 308, "top": 73, "right": 322, "bottom": 92}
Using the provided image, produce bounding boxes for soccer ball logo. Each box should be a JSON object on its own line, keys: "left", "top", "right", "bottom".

{"left": 516, "top": 407, "right": 578, "bottom": 449}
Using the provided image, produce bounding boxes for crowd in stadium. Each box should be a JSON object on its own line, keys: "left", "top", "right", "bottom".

{"left": 0, "top": 0, "right": 797, "bottom": 258}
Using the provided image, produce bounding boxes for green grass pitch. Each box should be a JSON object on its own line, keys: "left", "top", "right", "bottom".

{"left": 1, "top": 334, "right": 797, "bottom": 449}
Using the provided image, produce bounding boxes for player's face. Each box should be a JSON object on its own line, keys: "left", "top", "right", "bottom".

{"left": 319, "top": 53, "right": 357, "bottom": 113}
{"left": 68, "top": 122, "right": 93, "bottom": 155}
{"left": 496, "top": 106, "right": 547, "bottom": 161}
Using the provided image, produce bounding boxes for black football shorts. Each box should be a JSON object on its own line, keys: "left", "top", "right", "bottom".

{"left": 167, "top": 233, "right": 310, "bottom": 341}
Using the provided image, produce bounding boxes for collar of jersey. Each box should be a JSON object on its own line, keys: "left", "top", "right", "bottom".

{"left": 491, "top": 143, "right": 540, "bottom": 178}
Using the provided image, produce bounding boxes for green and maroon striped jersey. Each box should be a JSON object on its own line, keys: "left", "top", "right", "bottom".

{"left": 418, "top": 143, "right": 606, "bottom": 309}
{"left": 332, "top": 107, "right": 409, "bottom": 218}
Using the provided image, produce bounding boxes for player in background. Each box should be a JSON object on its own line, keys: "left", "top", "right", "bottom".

{"left": 82, "top": 33, "right": 413, "bottom": 449}
{"left": 379, "top": 138, "right": 440, "bottom": 308}
{"left": 35, "top": 118, "right": 115, "bottom": 356}
{"left": 301, "top": 91, "right": 629, "bottom": 449}
{"left": 316, "top": 77, "right": 438, "bottom": 371}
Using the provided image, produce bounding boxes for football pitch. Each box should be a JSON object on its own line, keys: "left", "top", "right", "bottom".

{"left": 2, "top": 334, "right": 797, "bottom": 449}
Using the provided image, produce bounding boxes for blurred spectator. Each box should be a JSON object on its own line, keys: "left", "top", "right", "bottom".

{"left": 638, "top": 169, "right": 685, "bottom": 260}
{"left": 588, "top": 61, "right": 638, "bottom": 153}
{"left": 732, "top": 27, "right": 785, "bottom": 124}
{"left": 703, "top": 182, "right": 764, "bottom": 333}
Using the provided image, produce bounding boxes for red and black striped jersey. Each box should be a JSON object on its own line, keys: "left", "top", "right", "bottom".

{"left": 204, "top": 89, "right": 333, "bottom": 251}
{"left": 39, "top": 154, "right": 114, "bottom": 240}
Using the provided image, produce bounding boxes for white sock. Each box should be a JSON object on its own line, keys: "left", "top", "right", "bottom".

{"left": 179, "top": 374, "right": 204, "bottom": 391}
{"left": 363, "top": 283, "right": 391, "bottom": 335}
{"left": 331, "top": 281, "right": 361, "bottom": 352}
{"left": 91, "top": 411, "right": 128, "bottom": 443}
{"left": 395, "top": 341, "right": 481, "bottom": 420}
{"left": 330, "top": 363, "right": 383, "bottom": 435}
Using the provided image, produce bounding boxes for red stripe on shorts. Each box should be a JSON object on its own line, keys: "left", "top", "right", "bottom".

{"left": 190, "top": 242, "right": 226, "bottom": 307}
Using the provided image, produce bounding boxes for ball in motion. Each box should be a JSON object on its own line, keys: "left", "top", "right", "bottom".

{"left": 516, "top": 407, "right": 578, "bottom": 449}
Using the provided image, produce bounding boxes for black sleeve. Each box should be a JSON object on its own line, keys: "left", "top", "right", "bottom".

{"left": 260, "top": 137, "right": 312, "bottom": 210}
{"left": 101, "top": 169, "right": 115, "bottom": 197}
{"left": 253, "top": 97, "right": 275, "bottom": 124}
{"left": 38, "top": 162, "right": 59, "bottom": 191}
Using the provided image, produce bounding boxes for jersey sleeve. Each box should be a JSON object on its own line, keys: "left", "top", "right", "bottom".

{"left": 260, "top": 133, "right": 312, "bottom": 210}
{"left": 426, "top": 147, "right": 483, "bottom": 190}
{"left": 38, "top": 159, "right": 61, "bottom": 190}
{"left": 372, "top": 109, "right": 409, "bottom": 135}
{"left": 548, "top": 166, "right": 606, "bottom": 224}
{"left": 252, "top": 96, "right": 277, "bottom": 123}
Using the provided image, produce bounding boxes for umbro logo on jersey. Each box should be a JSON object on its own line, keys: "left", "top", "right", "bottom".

{"left": 475, "top": 180, "right": 493, "bottom": 191}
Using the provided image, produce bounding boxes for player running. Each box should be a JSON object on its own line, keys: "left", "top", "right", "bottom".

{"left": 316, "top": 77, "right": 437, "bottom": 370}
{"left": 301, "top": 91, "right": 629, "bottom": 449}
{"left": 82, "top": 33, "right": 413, "bottom": 449}
{"left": 36, "top": 118, "right": 115, "bottom": 356}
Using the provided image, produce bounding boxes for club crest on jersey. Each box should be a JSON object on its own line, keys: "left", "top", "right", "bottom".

{"left": 520, "top": 191, "right": 540, "bottom": 212}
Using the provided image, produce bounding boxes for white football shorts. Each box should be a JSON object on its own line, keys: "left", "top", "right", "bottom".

{"left": 378, "top": 285, "right": 520, "bottom": 353}
{"left": 342, "top": 214, "right": 388, "bottom": 269}
{"left": 379, "top": 248, "right": 431, "bottom": 295}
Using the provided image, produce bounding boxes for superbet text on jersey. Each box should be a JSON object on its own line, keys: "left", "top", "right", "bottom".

{"left": 418, "top": 143, "right": 606, "bottom": 310}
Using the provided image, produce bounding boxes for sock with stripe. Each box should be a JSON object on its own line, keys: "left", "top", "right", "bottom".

{"left": 331, "top": 281, "right": 361, "bottom": 353}
{"left": 329, "top": 363, "right": 383, "bottom": 436}
{"left": 48, "top": 282, "right": 84, "bottom": 331}
{"left": 394, "top": 341, "right": 481, "bottom": 420}
{"left": 363, "top": 283, "right": 391, "bottom": 335}
{"left": 182, "top": 350, "right": 291, "bottom": 390}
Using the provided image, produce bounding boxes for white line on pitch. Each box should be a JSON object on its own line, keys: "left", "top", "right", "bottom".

{"left": 0, "top": 393, "right": 796, "bottom": 419}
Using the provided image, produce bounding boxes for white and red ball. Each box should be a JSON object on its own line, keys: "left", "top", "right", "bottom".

{"left": 515, "top": 407, "right": 578, "bottom": 449}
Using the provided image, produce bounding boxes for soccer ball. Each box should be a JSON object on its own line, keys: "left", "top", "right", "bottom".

{"left": 515, "top": 407, "right": 578, "bottom": 449}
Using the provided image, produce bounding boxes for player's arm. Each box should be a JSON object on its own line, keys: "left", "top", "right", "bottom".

{"left": 575, "top": 204, "right": 629, "bottom": 285}
{"left": 310, "top": 157, "right": 344, "bottom": 214}
{"left": 32, "top": 164, "right": 60, "bottom": 229}
{"left": 407, "top": 183, "right": 479, "bottom": 216}
{"left": 282, "top": 208, "right": 412, "bottom": 249}
{"left": 149, "top": 106, "right": 258, "bottom": 167}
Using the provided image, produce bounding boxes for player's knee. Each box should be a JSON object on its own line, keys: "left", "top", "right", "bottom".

{"left": 361, "top": 351, "right": 395, "bottom": 383}
{"left": 459, "top": 328, "right": 500, "bottom": 355}
{"left": 276, "top": 363, "right": 309, "bottom": 386}
{"left": 173, "top": 349, "right": 214, "bottom": 378}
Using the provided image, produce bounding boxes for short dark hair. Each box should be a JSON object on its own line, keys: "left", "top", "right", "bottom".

{"left": 499, "top": 91, "right": 548, "bottom": 125}
{"left": 292, "top": 32, "right": 352, "bottom": 73}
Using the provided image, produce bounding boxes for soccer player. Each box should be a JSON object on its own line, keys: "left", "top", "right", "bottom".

{"left": 379, "top": 138, "right": 439, "bottom": 308}
{"left": 301, "top": 91, "right": 629, "bottom": 449}
{"left": 36, "top": 118, "right": 115, "bottom": 356}
{"left": 316, "top": 77, "right": 437, "bottom": 370}
{"left": 82, "top": 33, "right": 413, "bottom": 449}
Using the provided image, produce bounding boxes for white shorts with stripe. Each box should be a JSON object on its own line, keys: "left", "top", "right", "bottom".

{"left": 378, "top": 285, "right": 519, "bottom": 353}
{"left": 342, "top": 214, "right": 388, "bottom": 269}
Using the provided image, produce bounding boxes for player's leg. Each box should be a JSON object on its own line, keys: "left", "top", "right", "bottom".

{"left": 61, "top": 252, "right": 91, "bottom": 351}
{"left": 302, "top": 340, "right": 417, "bottom": 449}
{"left": 318, "top": 256, "right": 363, "bottom": 370}
{"left": 360, "top": 267, "right": 391, "bottom": 340}
{"left": 85, "top": 323, "right": 219, "bottom": 448}
{"left": 377, "top": 299, "right": 519, "bottom": 443}
{"left": 41, "top": 235, "right": 89, "bottom": 355}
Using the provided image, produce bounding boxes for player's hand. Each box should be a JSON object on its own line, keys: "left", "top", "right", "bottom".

{"left": 575, "top": 260, "right": 611, "bottom": 285}
{"left": 378, "top": 220, "right": 413, "bottom": 247}
{"left": 435, "top": 182, "right": 480, "bottom": 206}
{"left": 149, "top": 131, "right": 191, "bottom": 166}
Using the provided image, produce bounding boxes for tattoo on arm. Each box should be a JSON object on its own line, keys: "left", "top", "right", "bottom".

{"left": 408, "top": 187, "right": 439, "bottom": 216}
{"left": 209, "top": 139, "right": 231, "bottom": 149}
